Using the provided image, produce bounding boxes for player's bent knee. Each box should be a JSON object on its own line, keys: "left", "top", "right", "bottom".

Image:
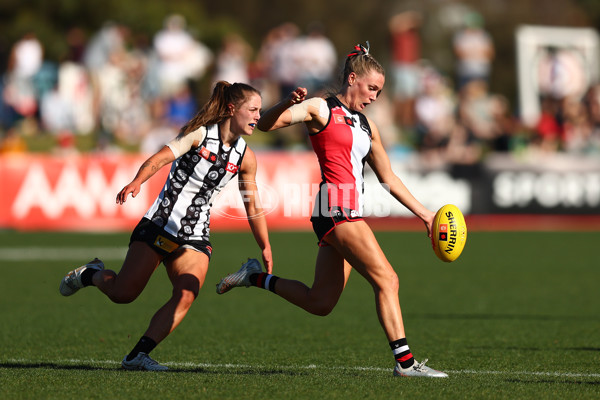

{"left": 372, "top": 270, "right": 400, "bottom": 293}
{"left": 388, "top": 272, "right": 400, "bottom": 292}
{"left": 305, "top": 304, "right": 332, "bottom": 316}
{"left": 311, "top": 305, "right": 334, "bottom": 316}
{"left": 307, "top": 299, "right": 337, "bottom": 316}
{"left": 175, "top": 289, "right": 197, "bottom": 309}
{"left": 108, "top": 292, "right": 139, "bottom": 304}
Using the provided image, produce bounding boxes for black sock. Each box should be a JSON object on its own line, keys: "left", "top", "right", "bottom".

{"left": 249, "top": 272, "right": 279, "bottom": 293}
{"left": 389, "top": 338, "right": 415, "bottom": 369}
{"left": 80, "top": 268, "right": 97, "bottom": 287}
{"left": 126, "top": 336, "right": 157, "bottom": 361}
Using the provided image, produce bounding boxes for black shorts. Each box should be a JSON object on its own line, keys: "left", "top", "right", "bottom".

{"left": 310, "top": 206, "right": 363, "bottom": 247}
{"left": 130, "top": 218, "right": 213, "bottom": 259}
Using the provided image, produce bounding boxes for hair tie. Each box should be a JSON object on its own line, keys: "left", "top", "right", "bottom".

{"left": 347, "top": 41, "right": 370, "bottom": 57}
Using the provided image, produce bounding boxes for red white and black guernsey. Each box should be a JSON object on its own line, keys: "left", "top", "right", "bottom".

{"left": 309, "top": 96, "right": 372, "bottom": 242}
{"left": 144, "top": 124, "right": 246, "bottom": 242}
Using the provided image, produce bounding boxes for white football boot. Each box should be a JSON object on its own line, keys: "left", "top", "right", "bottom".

{"left": 59, "top": 258, "right": 105, "bottom": 296}
{"left": 121, "top": 352, "right": 168, "bottom": 371}
{"left": 216, "top": 258, "right": 262, "bottom": 294}
{"left": 393, "top": 359, "right": 448, "bottom": 378}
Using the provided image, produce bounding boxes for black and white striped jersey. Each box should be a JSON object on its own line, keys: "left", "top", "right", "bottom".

{"left": 144, "top": 124, "right": 247, "bottom": 242}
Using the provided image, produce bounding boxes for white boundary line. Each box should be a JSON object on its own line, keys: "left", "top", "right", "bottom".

{"left": 0, "top": 247, "right": 128, "bottom": 261}
{"left": 4, "top": 358, "right": 600, "bottom": 378}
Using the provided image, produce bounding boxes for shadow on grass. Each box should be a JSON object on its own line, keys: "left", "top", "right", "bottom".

{"left": 168, "top": 367, "right": 308, "bottom": 376}
{"left": 568, "top": 347, "right": 600, "bottom": 352}
{"left": 0, "top": 362, "right": 106, "bottom": 371}
{"left": 505, "top": 378, "right": 600, "bottom": 386}
{"left": 411, "top": 313, "right": 599, "bottom": 321}
{"left": 467, "top": 346, "right": 600, "bottom": 352}
{"left": 0, "top": 361, "right": 307, "bottom": 376}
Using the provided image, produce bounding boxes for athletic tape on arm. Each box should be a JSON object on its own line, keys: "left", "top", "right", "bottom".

{"left": 289, "top": 98, "right": 329, "bottom": 124}
{"left": 167, "top": 126, "right": 207, "bottom": 158}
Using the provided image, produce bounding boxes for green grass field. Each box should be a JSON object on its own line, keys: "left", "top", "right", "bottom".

{"left": 0, "top": 229, "right": 598, "bottom": 399}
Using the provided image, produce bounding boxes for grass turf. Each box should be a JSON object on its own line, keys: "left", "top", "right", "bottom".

{"left": 0, "top": 230, "right": 598, "bottom": 399}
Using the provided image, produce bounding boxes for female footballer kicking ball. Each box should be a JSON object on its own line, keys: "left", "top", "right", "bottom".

{"left": 60, "top": 81, "right": 272, "bottom": 371}
{"left": 216, "top": 44, "right": 447, "bottom": 377}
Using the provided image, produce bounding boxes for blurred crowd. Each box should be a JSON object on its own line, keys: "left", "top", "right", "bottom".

{"left": 384, "top": 9, "right": 600, "bottom": 171}
{"left": 1, "top": 11, "right": 600, "bottom": 168}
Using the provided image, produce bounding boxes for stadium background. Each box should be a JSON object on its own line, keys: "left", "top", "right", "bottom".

{"left": 1, "top": 0, "right": 599, "bottom": 232}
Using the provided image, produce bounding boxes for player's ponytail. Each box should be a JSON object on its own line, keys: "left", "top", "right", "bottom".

{"left": 341, "top": 41, "right": 385, "bottom": 85}
{"left": 179, "top": 81, "right": 260, "bottom": 136}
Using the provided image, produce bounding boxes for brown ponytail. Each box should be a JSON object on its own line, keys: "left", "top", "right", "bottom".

{"left": 179, "top": 81, "right": 260, "bottom": 136}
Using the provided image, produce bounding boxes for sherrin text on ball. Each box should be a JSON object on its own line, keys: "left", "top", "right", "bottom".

{"left": 431, "top": 204, "right": 467, "bottom": 262}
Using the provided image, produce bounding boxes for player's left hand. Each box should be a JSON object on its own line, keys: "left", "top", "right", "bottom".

{"left": 116, "top": 182, "right": 140, "bottom": 205}
{"left": 288, "top": 87, "right": 307, "bottom": 105}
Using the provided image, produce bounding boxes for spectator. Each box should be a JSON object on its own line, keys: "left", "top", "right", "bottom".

{"left": 294, "top": 22, "right": 337, "bottom": 95}
{"left": 57, "top": 61, "right": 95, "bottom": 136}
{"left": 94, "top": 49, "right": 137, "bottom": 148}
{"left": 254, "top": 23, "right": 296, "bottom": 107}
{"left": 488, "top": 94, "right": 515, "bottom": 152}
{"left": 533, "top": 96, "right": 562, "bottom": 153}
{"left": 414, "top": 67, "right": 457, "bottom": 166}
{"left": 561, "top": 94, "right": 592, "bottom": 154}
{"left": 363, "top": 91, "right": 400, "bottom": 150}
{"left": 213, "top": 33, "right": 252, "bottom": 85}
{"left": 260, "top": 22, "right": 305, "bottom": 148}
{"left": 3, "top": 33, "right": 44, "bottom": 126}
{"left": 388, "top": 11, "right": 422, "bottom": 128}
{"left": 64, "top": 27, "right": 87, "bottom": 63}
{"left": 452, "top": 11, "right": 494, "bottom": 90}
{"left": 584, "top": 84, "right": 600, "bottom": 153}
{"left": 458, "top": 79, "right": 507, "bottom": 153}
{"left": 83, "top": 22, "right": 129, "bottom": 75}
{"left": 152, "top": 14, "right": 212, "bottom": 97}
{"left": 139, "top": 99, "right": 178, "bottom": 155}
{"left": 39, "top": 69, "right": 70, "bottom": 135}
{"left": 85, "top": 23, "right": 152, "bottom": 148}
{"left": 269, "top": 22, "right": 301, "bottom": 99}
{"left": 165, "top": 82, "right": 197, "bottom": 128}
{"left": 537, "top": 46, "right": 587, "bottom": 102}
{"left": 445, "top": 123, "right": 482, "bottom": 169}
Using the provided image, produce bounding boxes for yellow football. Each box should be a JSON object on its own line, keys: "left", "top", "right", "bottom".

{"left": 431, "top": 204, "right": 467, "bottom": 262}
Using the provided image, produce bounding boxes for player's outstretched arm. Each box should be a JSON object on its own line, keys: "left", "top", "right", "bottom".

{"left": 366, "top": 119, "right": 435, "bottom": 236}
{"left": 257, "top": 87, "right": 307, "bottom": 131}
{"left": 116, "top": 145, "right": 175, "bottom": 205}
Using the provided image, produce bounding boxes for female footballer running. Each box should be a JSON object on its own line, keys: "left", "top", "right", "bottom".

{"left": 60, "top": 81, "right": 272, "bottom": 371}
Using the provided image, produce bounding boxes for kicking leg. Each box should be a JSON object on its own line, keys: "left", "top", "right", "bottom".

{"left": 324, "top": 220, "right": 405, "bottom": 340}
{"left": 325, "top": 220, "right": 447, "bottom": 377}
